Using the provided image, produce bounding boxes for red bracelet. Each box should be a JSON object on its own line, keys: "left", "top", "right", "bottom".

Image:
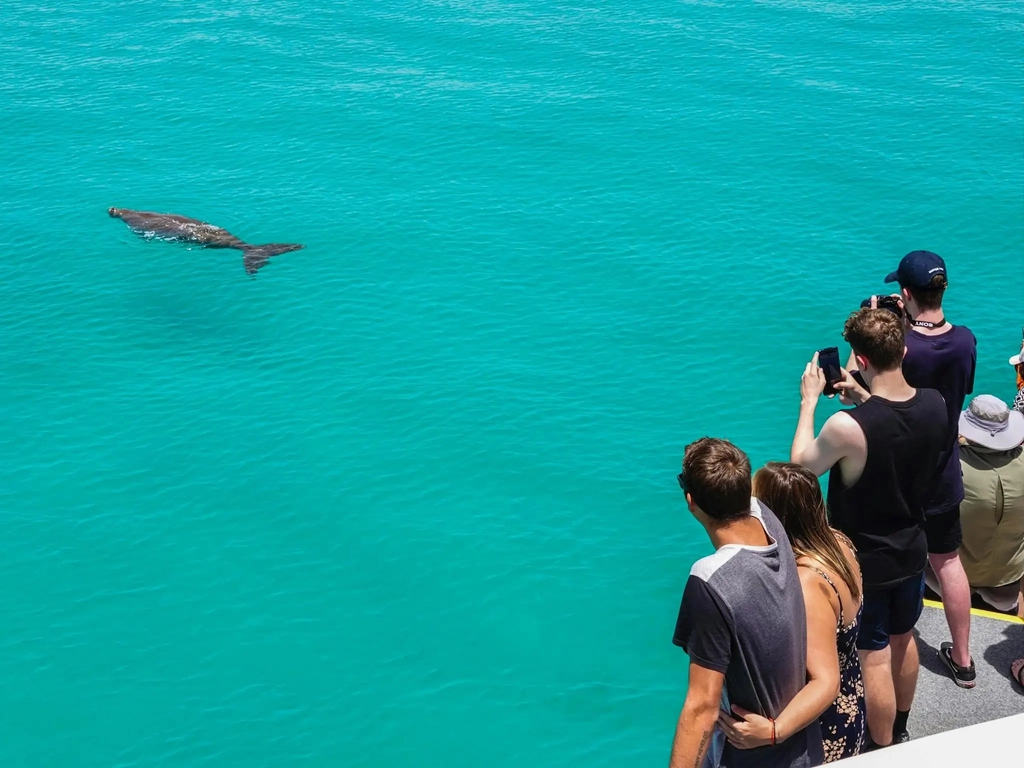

{"left": 770, "top": 718, "right": 776, "bottom": 747}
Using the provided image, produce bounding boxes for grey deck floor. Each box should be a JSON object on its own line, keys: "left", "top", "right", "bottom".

{"left": 908, "top": 601, "right": 1024, "bottom": 739}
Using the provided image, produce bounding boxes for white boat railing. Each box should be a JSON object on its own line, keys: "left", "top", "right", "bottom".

{"left": 839, "top": 713, "right": 1024, "bottom": 765}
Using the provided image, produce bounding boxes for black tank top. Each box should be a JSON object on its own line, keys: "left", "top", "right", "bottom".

{"left": 826, "top": 388, "right": 948, "bottom": 588}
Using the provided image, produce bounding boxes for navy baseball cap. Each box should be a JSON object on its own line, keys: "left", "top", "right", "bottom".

{"left": 884, "top": 250, "right": 947, "bottom": 289}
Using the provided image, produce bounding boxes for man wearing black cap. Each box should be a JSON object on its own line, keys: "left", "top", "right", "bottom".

{"left": 874, "top": 251, "right": 978, "bottom": 696}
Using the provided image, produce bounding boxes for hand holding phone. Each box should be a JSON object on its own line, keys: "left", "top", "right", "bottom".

{"left": 817, "top": 346, "right": 842, "bottom": 397}
{"left": 837, "top": 369, "right": 872, "bottom": 407}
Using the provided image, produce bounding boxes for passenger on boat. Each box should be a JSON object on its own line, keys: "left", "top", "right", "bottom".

{"left": 791, "top": 309, "right": 947, "bottom": 747}
{"left": 1011, "top": 339, "right": 1024, "bottom": 414}
{"left": 669, "top": 439, "right": 824, "bottom": 768}
{"left": 927, "top": 396, "right": 1024, "bottom": 615}
{"left": 718, "top": 463, "right": 866, "bottom": 763}
{"left": 852, "top": 251, "right": 978, "bottom": 687}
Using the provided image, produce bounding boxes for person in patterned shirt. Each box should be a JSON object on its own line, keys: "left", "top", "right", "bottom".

{"left": 1011, "top": 339, "right": 1024, "bottom": 414}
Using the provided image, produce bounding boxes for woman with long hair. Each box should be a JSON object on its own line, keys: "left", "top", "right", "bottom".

{"left": 718, "top": 462, "right": 866, "bottom": 762}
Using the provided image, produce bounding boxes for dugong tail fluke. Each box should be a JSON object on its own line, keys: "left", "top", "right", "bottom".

{"left": 241, "top": 243, "right": 304, "bottom": 275}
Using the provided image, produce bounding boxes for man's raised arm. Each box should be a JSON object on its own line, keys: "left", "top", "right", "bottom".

{"left": 791, "top": 353, "right": 858, "bottom": 477}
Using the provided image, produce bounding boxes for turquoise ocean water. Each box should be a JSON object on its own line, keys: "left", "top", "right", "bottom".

{"left": 1, "top": 1, "right": 1022, "bottom": 765}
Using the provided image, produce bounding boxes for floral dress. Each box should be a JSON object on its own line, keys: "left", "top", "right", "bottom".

{"left": 801, "top": 566, "right": 866, "bottom": 762}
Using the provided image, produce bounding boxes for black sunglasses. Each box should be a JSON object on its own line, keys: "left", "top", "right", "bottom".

{"left": 677, "top": 472, "right": 687, "bottom": 494}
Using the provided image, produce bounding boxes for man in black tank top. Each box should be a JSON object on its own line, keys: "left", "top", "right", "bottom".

{"left": 789, "top": 309, "right": 947, "bottom": 749}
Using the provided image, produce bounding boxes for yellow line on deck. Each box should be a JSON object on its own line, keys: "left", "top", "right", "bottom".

{"left": 922, "top": 597, "right": 1024, "bottom": 625}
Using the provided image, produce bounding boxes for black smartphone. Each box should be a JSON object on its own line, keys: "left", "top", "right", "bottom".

{"left": 818, "top": 346, "right": 842, "bottom": 396}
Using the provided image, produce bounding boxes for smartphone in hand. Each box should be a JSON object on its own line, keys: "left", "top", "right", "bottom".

{"left": 818, "top": 346, "right": 842, "bottom": 396}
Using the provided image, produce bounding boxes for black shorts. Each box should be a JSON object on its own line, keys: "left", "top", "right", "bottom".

{"left": 924, "top": 506, "right": 963, "bottom": 555}
{"left": 857, "top": 573, "right": 926, "bottom": 651}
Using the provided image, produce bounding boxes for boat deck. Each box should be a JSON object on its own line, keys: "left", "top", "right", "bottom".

{"left": 843, "top": 713, "right": 1024, "bottom": 765}
{"left": 908, "top": 599, "right": 1024, "bottom": 739}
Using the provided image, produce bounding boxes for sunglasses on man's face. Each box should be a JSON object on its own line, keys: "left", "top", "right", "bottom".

{"left": 677, "top": 472, "right": 687, "bottom": 495}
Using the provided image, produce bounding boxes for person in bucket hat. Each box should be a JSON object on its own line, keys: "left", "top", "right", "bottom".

{"left": 934, "top": 396, "right": 1024, "bottom": 621}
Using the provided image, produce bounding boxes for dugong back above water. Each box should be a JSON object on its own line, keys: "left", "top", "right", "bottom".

{"left": 108, "top": 207, "right": 303, "bottom": 275}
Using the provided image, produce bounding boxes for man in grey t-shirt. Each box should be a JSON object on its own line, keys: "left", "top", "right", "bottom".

{"left": 669, "top": 438, "right": 822, "bottom": 768}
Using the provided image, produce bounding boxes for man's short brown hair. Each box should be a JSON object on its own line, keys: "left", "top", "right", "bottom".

{"left": 844, "top": 308, "right": 905, "bottom": 373}
{"left": 902, "top": 274, "right": 948, "bottom": 311}
{"left": 681, "top": 438, "right": 751, "bottom": 522}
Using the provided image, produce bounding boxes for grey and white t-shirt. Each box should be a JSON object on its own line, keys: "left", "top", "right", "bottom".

{"left": 673, "top": 500, "right": 823, "bottom": 768}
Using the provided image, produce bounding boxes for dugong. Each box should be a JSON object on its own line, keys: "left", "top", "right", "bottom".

{"left": 108, "top": 208, "right": 303, "bottom": 275}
